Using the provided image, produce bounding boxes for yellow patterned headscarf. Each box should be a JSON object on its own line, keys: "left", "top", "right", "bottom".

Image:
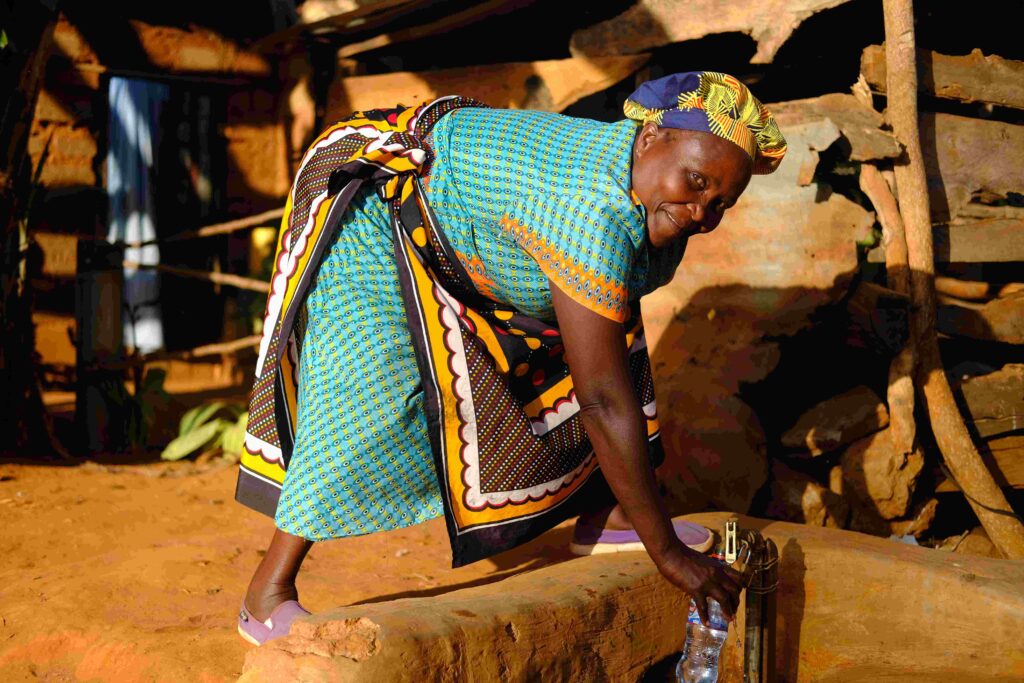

{"left": 624, "top": 71, "right": 786, "bottom": 175}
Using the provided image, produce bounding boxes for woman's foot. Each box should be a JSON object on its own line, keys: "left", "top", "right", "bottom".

{"left": 239, "top": 528, "right": 315, "bottom": 643}
{"left": 570, "top": 517, "right": 713, "bottom": 556}
{"left": 238, "top": 599, "right": 311, "bottom": 646}
{"left": 572, "top": 503, "right": 714, "bottom": 556}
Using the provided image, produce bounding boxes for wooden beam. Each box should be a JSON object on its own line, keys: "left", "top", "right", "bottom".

{"left": 954, "top": 365, "right": 1024, "bottom": 438}
{"left": 250, "top": 0, "right": 425, "bottom": 52}
{"left": 938, "top": 293, "right": 1024, "bottom": 345}
{"left": 326, "top": 55, "right": 649, "bottom": 119}
{"left": 937, "top": 436, "right": 1024, "bottom": 492}
{"left": 122, "top": 262, "right": 271, "bottom": 294}
{"left": 862, "top": 44, "right": 1024, "bottom": 111}
{"left": 868, "top": 218, "right": 1024, "bottom": 263}
{"left": 336, "top": 0, "right": 533, "bottom": 59}
{"left": 50, "top": 16, "right": 273, "bottom": 78}
{"left": 921, "top": 113, "right": 1024, "bottom": 222}
{"left": 113, "top": 207, "right": 285, "bottom": 249}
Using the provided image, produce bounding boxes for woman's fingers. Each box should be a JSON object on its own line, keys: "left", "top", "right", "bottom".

{"left": 723, "top": 565, "right": 745, "bottom": 585}
{"left": 692, "top": 591, "right": 710, "bottom": 626}
{"left": 706, "top": 584, "right": 735, "bottom": 622}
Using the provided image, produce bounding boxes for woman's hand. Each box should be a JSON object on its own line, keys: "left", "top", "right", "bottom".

{"left": 656, "top": 544, "right": 744, "bottom": 626}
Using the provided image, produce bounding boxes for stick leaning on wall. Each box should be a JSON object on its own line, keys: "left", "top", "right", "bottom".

{"left": 882, "top": 0, "right": 1024, "bottom": 558}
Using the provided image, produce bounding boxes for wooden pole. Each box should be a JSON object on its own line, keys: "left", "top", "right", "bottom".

{"left": 883, "top": 0, "right": 1024, "bottom": 558}
{"left": 75, "top": 240, "right": 127, "bottom": 454}
{"left": 859, "top": 164, "right": 916, "bottom": 457}
{"left": 86, "top": 334, "right": 262, "bottom": 372}
{"left": 110, "top": 207, "right": 285, "bottom": 250}
{"left": 122, "top": 261, "right": 271, "bottom": 293}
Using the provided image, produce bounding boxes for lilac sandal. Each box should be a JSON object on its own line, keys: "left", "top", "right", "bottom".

{"left": 237, "top": 600, "right": 311, "bottom": 646}
{"left": 570, "top": 518, "right": 714, "bottom": 556}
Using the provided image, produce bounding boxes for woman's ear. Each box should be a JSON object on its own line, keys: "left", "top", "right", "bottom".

{"left": 634, "top": 122, "right": 660, "bottom": 159}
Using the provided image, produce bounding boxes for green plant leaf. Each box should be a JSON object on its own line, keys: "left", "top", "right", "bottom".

{"left": 178, "top": 401, "right": 226, "bottom": 437}
{"left": 218, "top": 412, "right": 249, "bottom": 461}
{"left": 162, "top": 418, "right": 231, "bottom": 461}
{"left": 0, "top": 30, "right": 8, "bottom": 51}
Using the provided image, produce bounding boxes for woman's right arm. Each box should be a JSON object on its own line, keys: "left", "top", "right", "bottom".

{"left": 550, "top": 282, "right": 742, "bottom": 624}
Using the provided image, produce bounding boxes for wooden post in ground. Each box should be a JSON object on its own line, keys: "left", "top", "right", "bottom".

{"left": 0, "top": 0, "right": 63, "bottom": 457}
{"left": 882, "top": 0, "right": 1024, "bottom": 558}
{"left": 859, "top": 165, "right": 917, "bottom": 458}
{"left": 75, "top": 241, "right": 127, "bottom": 455}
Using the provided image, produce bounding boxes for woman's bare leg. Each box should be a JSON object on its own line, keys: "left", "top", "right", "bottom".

{"left": 577, "top": 502, "right": 635, "bottom": 530}
{"left": 244, "top": 528, "right": 314, "bottom": 621}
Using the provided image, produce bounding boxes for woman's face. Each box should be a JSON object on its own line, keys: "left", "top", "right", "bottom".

{"left": 631, "top": 123, "right": 753, "bottom": 248}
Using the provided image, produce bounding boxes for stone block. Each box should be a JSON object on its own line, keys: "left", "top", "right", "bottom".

{"left": 239, "top": 512, "right": 1024, "bottom": 682}
{"left": 765, "top": 460, "right": 849, "bottom": 528}
{"left": 840, "top": 427, "right": 924, "bottom": 520}
{"left": 781, "top": 385, "right": 889, "bottom": 456}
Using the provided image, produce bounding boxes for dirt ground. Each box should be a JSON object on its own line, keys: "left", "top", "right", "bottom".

{"left": 0, "top": 457, "right": 578, "bottom": 682}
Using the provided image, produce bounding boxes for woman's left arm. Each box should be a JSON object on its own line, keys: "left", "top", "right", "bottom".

{"left": 551, "top": 282, "right": 741, "bottom": 624}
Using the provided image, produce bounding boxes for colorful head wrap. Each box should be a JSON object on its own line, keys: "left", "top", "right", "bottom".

{"left": 624, "top": 71, "right": 786, "bottom": 175}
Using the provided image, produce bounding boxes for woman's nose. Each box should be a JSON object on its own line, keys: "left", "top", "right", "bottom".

{"left": 688, "top": 202, "right": 706, "bottom": 225}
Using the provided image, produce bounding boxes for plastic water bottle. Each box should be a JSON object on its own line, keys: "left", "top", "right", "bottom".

{"left": 674, "top": 597, "right": 728, "bottom": 683}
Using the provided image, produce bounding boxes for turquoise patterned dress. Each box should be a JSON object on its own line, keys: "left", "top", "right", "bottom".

{"left": 274, "top": 108, "right": 686, "bottom": 540}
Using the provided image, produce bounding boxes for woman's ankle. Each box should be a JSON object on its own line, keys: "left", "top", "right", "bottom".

{"left": 244, "top": 580, "right": 298, "bottom": 622}
{"left": 577, "top": 503, "right": 633, "bottom": 531}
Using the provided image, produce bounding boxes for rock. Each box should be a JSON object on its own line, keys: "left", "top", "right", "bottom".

{"left": 765, "top": 460, "right": 849, "bottom": 528}
{"left": 781, "top": 386, "right": 890, "bottom": 456}
{"left": 655, "top": 377, "right": 769, "bottom": 515}
{"left": 770, "top": 93, "right": 901, "bottom": 162}
{"left": 840, "top": 428, "right": 924, "bottom": 520}
{"left": 239, "top": 513, "right": 1024, "bottom": 682}
{"left": 940, "top": 527, "right": 1002, "bottom": 559}
{"left": 569, "top": 0, "right": 854, "bottom": 64}
{"left": 271, "top": 617, "right": 381, "bottom": 660}
{"left": 888, "top": 498, "right": 939, "bottom": 538}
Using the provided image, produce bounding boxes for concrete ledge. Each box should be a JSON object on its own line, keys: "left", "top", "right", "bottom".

{"left": 239, "top": 513, "right": 1024, "bottom": 682}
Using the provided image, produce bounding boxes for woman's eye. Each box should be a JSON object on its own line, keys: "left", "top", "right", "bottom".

{"left": 689, "top": 172, "right": 705, "bottom": 189}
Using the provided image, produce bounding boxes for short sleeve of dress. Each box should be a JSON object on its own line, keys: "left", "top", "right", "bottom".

{"left": 500, "top": 190, "right": 644, "bottom": 323}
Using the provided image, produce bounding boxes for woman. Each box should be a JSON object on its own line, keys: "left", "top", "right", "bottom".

{"left": 235, "top": 71, "right": 786, "bottom": 645}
